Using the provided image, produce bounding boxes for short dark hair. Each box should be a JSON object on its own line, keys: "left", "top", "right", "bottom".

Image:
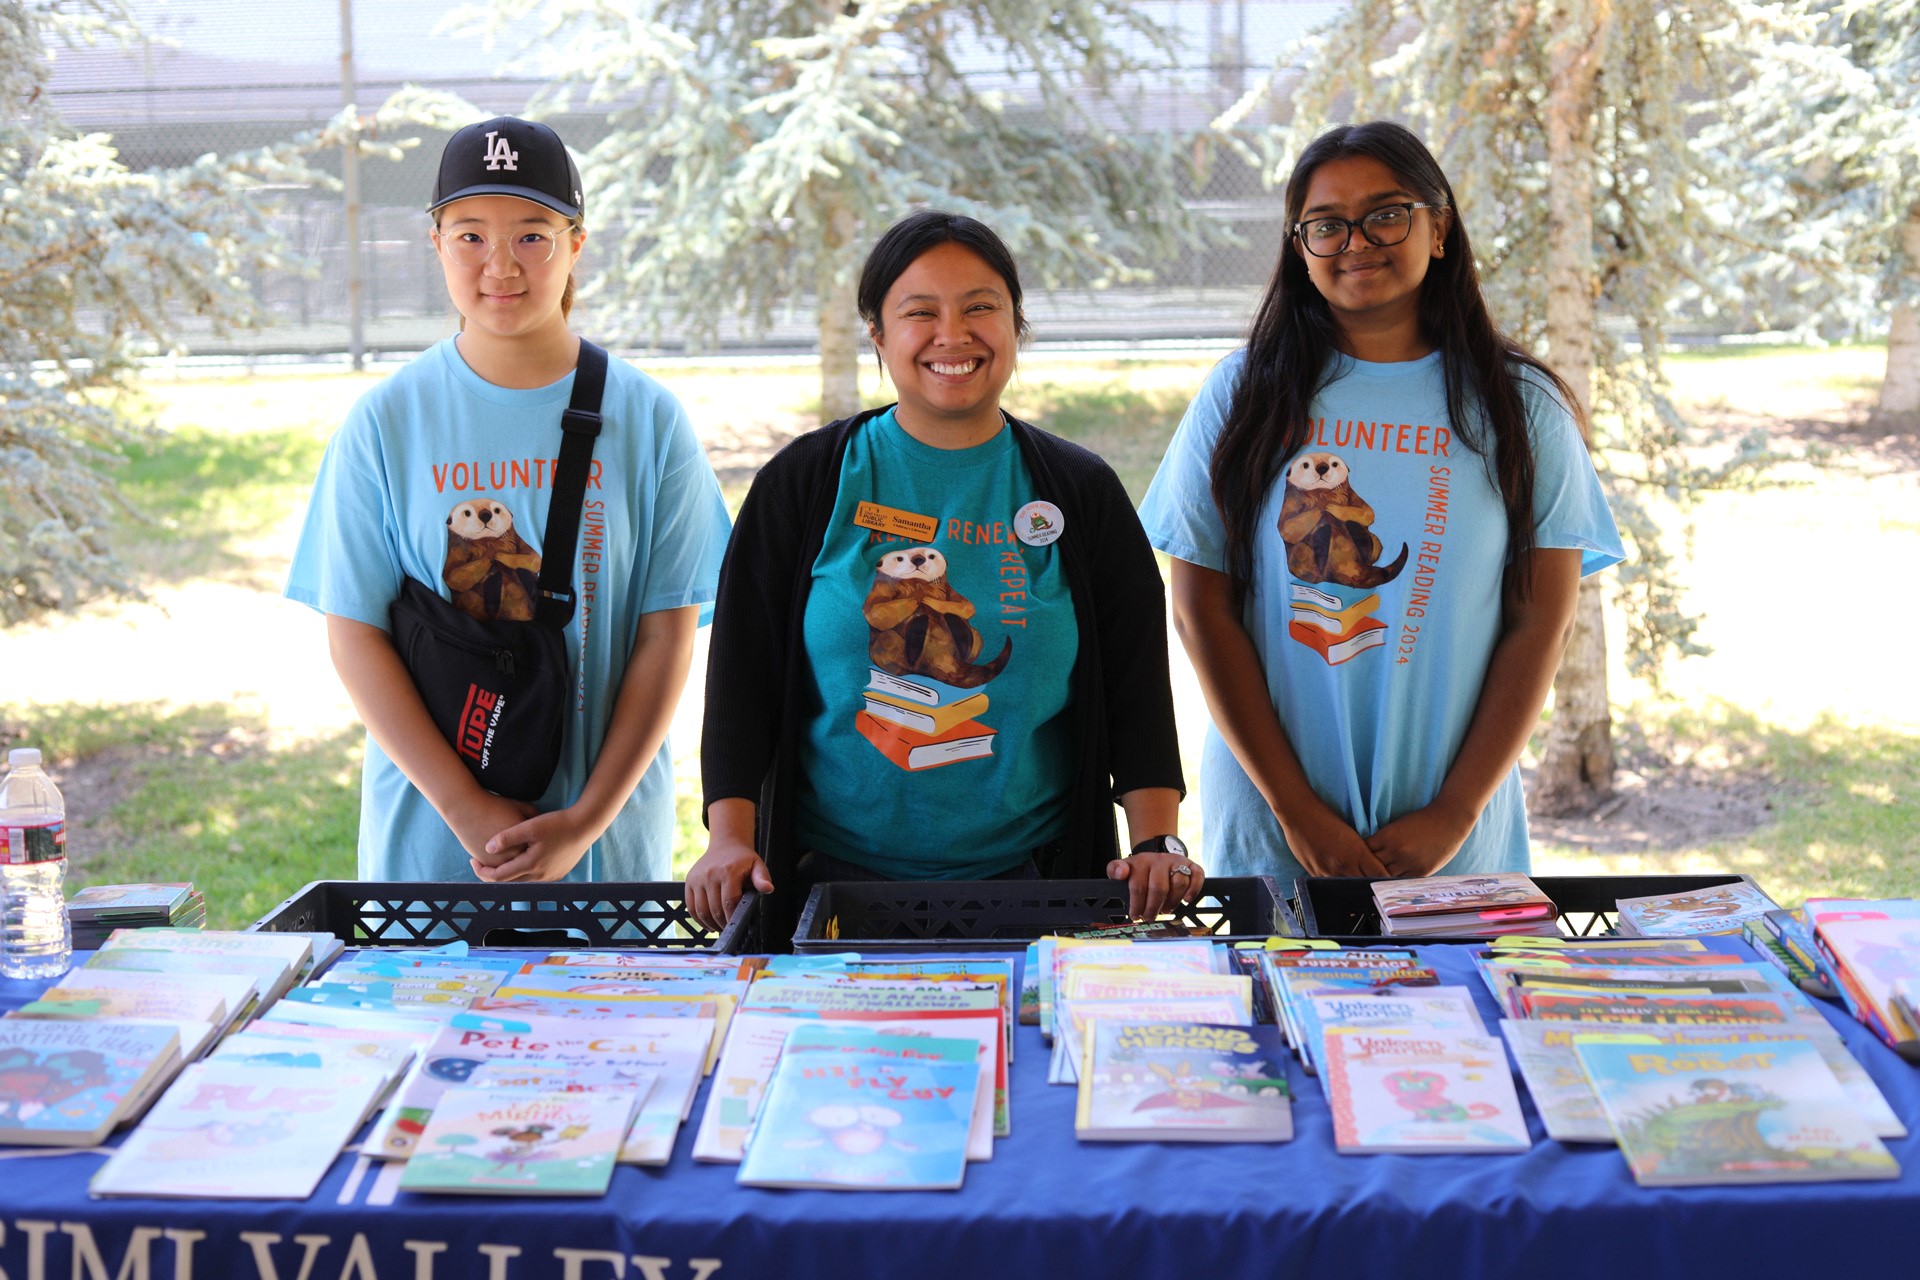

{"left": 856, "top": 210, "right": 1030, "bottom": 340}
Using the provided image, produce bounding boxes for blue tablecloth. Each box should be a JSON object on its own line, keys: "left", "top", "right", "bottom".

{"left": 5, "top": 944, "right": 1918, "bottom": 1280}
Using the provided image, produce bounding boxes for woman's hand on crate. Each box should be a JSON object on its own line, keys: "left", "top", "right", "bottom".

{"left": 686, "top": 797, "right": 773, "bottom": 931}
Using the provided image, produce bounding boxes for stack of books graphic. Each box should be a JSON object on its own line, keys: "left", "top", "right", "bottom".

{"left": 1288, "top": 584, "right": 1385, "bottom": 665}
{"left": 856, "top": 667, "right": 997, "bottom": 770}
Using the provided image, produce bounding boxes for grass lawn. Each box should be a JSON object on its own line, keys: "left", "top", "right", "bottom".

{"left": 1, "top": 342, "right": 1913, "bottom": 929}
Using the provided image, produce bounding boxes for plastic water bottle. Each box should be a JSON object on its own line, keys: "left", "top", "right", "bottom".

{"left": 1, "top": 748, "right": 72, "bottom": 979}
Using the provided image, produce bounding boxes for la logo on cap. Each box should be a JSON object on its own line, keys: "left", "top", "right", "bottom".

{"left": 483, "top": 130, "right": 519, "bottom": 172}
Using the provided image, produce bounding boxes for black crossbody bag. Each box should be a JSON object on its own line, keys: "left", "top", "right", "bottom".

{"left": 388, "top": 341, "right": 608, "bottom": 802}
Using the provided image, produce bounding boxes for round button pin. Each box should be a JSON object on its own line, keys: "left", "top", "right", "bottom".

{"left": 1014, "top": 500, "right": 1064, "bottom": 547}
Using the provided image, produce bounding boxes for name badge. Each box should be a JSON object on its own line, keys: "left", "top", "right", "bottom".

{"left": 853, "top": 501, "right": 940, "bottom": 543}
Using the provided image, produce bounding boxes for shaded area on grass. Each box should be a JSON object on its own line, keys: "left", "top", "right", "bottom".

{"left": 0, "top": 702, "right": 361, "bottom": 930}
{"left": 1001, "top": 379, "right": 1191, "bottom": 502}
{"left": 1531, "top": 700, "right": 1918, "bottom": 906}
{"left": 115, "top": 426, "right": 329, "bottom": 589}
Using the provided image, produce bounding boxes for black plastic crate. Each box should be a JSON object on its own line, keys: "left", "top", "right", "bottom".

{"left": 249, "top": 880, "right": 760, "bottom": 954}
{"left": 791, "top": 876, "right": 1285, "bottom": 953}
{"left": 1290, "top": 873, "right": 1767, "bottom": 944}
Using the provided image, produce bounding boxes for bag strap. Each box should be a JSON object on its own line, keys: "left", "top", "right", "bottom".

{"left": 532, "top": 339, "right": 608, "bottom": 629}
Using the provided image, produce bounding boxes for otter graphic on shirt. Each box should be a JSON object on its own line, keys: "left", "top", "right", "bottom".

{"left": 857, "top": 544, "right": 1010, "bottom": 772}
{"left": 442, "top": 498, "right": 543, "bottom": 622}
{"left": 1279, "top": 453, "right": 1407, "bottom": 667}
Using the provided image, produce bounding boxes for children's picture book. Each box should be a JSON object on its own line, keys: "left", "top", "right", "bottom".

{"left": 1613, "top": 881, "right": 1780, "bottom": 937}
{"left": 1295, "top": 987, "right": 1485, "bottom": 1075}
{"left": 780, "top": 1023, "right": 994, "bottom": 1160}
{"left": 398, "top": 1086, "right": 637, "bottom": 1196}
{"left": 1271, "top": 966, "right": 1440, "bottom": 1055}
{"left": 1506, "top": 1020, "right": 1905, "bottom": 1144}
{"left": 95, "top": 928, "right": 312, "bottom": 1004}
{"left": 0, "top": 1020, "right": 181, "bottom": 1146}
{"left": 370, "top": 1013, "right": 711, "bottom": 1161}
{"left": 1573, "top": 1036, "right": 1900, "bottom": 1185}
{"left": 89, "top": 1061, "right": 386, "bottom": 1200}
{"left": 737, "top": 1058, "right": 978, "bottom": 1190}
{"left": 1516, "top": 989, "right": 1825, "bottom": 1027}
{"left": 460, "top": 1061, "right": 678, "bottom": 1165}
{"left": 1051, "top": 995, "right": 1248, "bottom": 1085}
{"left": 1075, "top": 1020, "right": 1291, "bottom": 1142}
{"left": 1321, "top": 1030, "right": 1530, "bottom": 1154}
{"left": 1371, "top": 874, "right": 1558, "bottom": 937}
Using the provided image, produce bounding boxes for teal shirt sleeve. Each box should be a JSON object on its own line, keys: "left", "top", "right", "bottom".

{"left": 284, "top": 400, "right": 406, "bottom": 630}
{"left": 634, "top": 393, "right": 732, "bottom": 626}
{"left": 1517, "top": 371, "right": 1626, "bottom": 578}
{"left": 1138, "top": 351, "right": 1244, "bottom": 572}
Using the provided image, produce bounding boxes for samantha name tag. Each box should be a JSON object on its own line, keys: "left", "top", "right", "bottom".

{"left": 853, "top": 501, "right": 940, "bottom": 543}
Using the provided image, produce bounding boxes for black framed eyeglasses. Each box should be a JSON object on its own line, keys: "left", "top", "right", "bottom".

{"left": 1293, "top": 203, "right": 1440, "bottom": 257}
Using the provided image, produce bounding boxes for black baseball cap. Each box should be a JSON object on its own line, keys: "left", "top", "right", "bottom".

{"left": 428, "top": 116, "right": 584, "bottom": 220}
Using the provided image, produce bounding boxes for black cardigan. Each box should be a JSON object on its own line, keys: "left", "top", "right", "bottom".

{"left": 701, "top": 407, "right": 1185, "bottom": 934}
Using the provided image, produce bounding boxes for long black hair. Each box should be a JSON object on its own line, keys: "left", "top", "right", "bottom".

{"left": 1211, "top": 121, "right": 1581, "bottom": 601}
{"left": 857, "top": 210, "right": 1030, "bottom": 343}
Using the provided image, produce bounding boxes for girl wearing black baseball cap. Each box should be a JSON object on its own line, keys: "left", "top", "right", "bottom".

{"left": 287, "top": 117, "right": 732, "bottom": 887}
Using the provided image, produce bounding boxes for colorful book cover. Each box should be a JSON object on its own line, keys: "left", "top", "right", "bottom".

{"left": 53, "top": 967, "right": 259, "bottom": 1020}
{"left": 1272, "top": 965, "right": 1439, "bottom": 1054}
{"left": 1811, "top": 914, "right": 1920, "bottom": 1044}
{"left": 781, "top": 1024, "right": 994, "bottom": 1160}
{"left": 1371, "top": 873, "right": 1553, "bottom": 920}
{"left": 1075, "top": 1021, "right": 1291, "bottom": 1142}
{"left": 1573, "top": 1037, "right": 1900, "bottom": 1185}
{"left": 0, "top": 1020, "right": 181, "bottom": 1146}
{"left": 1517, "top": 989, "right": 1822, "bottom": 1026}
{"left": 737, "top": 1058, "right": 977, "bottom": 1190}
{"left": 97, "top": 928, "right": 311, "bottom": 1002}
{"left": 89, "top": 1062, "right": 385, "bottom": 1199}
{"left": 1614, "top": 881, "right": 1780, "bottom": 937}
{"left": 1295, "top": 987, "right": 1485, "bottom": 1075}
{"left": 65, "top": 883, "right": 198, "bottom": 919}
{"left": 370, "top": 1013, "right": 712, "bottom": 1160}
{"left": 1321, "top": 1030, "right": 1530, "bottom": 1154}
{"left": 1051, "top": 995, "right": 1248, "bottom": 1085}
{"left": 1506, "top": 1020, "right": 1905, "bottom": 1144}
{"left": 398, "top": 1086, "right": 635, "bottom": 1195}
{"left": 460, "top": 1060, "right": 679, "bottom": 1165}
{"left": 81, "top": 947, "right": 294, "bottom": 998}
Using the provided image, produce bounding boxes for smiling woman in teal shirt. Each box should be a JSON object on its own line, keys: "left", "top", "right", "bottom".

{"left": 689, "top": 211, "right": 1194, "bottom": 933}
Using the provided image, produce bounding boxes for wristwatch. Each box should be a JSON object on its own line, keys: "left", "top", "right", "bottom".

{"left": 1130, "top": 835, "right": 1190, "bottom": 858}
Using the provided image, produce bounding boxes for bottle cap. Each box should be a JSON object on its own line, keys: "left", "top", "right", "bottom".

{"left": 7, "top": 748, "right": 41, "bottom": 769}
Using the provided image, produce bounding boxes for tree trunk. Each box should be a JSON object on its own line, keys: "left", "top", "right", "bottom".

{"left": 817, "top": 200, "right": 861, "bottom": 423}
{"left": 1878, "top": 207, "right": 1920, "bottom": 423}
{"left": 1531, "top": 0, "right": 1616, "bottom": 817}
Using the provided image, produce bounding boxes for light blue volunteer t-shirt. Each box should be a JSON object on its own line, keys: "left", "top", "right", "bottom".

{"left": 794, "top": 409, "right": 1080, "bottom": 878}
{"left": 286, "top": 337, "right": 731, "bottom": 882}
{"left": 1139, "top": 349, "right": 1623, "bottom": 881}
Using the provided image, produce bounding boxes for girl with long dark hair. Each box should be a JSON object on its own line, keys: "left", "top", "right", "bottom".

{"left": 1139, "top": 121, "right": 1622, "bottom": 883}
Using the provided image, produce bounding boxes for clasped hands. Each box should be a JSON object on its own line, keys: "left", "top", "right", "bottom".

{"left": 1281, "top": 797, "right": 1475, "bottom": 879}
{"left": 450, "top": 791, "right": 598, "bottom": 883}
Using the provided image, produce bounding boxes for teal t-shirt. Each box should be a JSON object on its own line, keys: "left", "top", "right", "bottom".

{"left": 794, "top": 409, "right": 1080, "bottom": 877}
{"left": 1140, "top": 349, "right": 1624, "bottom": 881}
{"left": 285, "top": 338, "right": 731, "bottom": 882}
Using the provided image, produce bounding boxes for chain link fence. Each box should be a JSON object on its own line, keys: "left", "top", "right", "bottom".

{"left": 47, "top": 1, "right": 1344, "bottom": 360}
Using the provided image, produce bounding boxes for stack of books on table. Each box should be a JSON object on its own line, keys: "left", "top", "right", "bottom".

{"left": 47, "top": 944, "right": 759, "bottom": 1200}
{"left": 1243, "top": 942, "right": 1526, "bottom": 1153}
{"left": 1484, "top": 935, "right": 1904, "bottom": 1184}
{"left": 702, "top": 954, "right": 1015, "bottom": 1189}
{"left": 1039, "top": 934, "right": 1289, "bottom": 1143}
{"left": 1799, "top": 897, "right": 1920, "bottom": 1061}
{"left": 0, "top": 929, "right": 320, "bottom": 1151}
{"left": 1371, "top": 872, "right": 1560, "bottom": 938}
{"left": 66, "top": 883, "right": 204, "bottom": 949}
{"left": 1612, "top": 880, "right": 1781, "bottom": 938}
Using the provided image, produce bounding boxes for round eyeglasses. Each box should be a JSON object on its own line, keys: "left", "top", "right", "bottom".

{"left": 1293, "top": 203, "right": 1439, "bottom": 258}
{"left": 434, "top": 227, "right": 570, "bottom": 270}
